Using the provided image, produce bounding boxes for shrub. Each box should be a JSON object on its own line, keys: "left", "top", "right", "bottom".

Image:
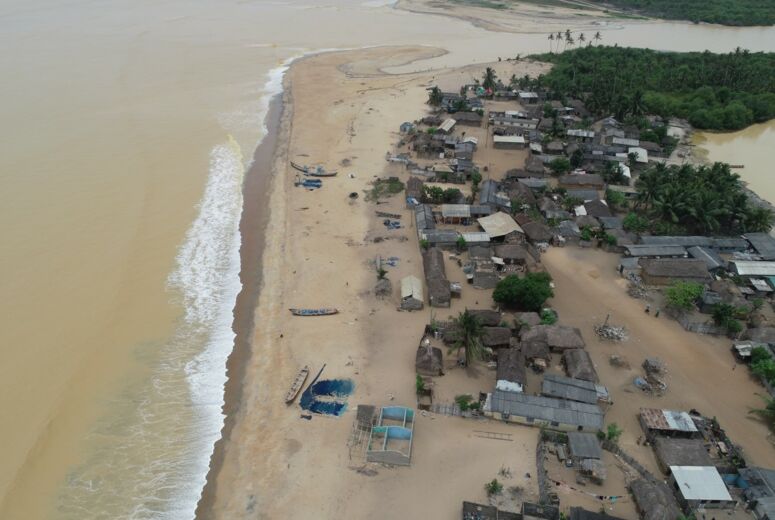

{"left": 485, "top": 479, "right": 503, "bottom": 496}
{"left": 622, "top": 212, "right": 649, "bottom": 233}
{"left": 665, "top": 281, "right": 703, "bottom": 312}
{"left": 540, "top": 308, "right": 558, "bottom": 325}
{"left": 415, "top": 374, "right": 425, "bottom": 394}
{"left": 493, "top": 273, "right": 554, "bottom": 311}
{"left": 606, "top": 423, "right": 623, "bottom": 443}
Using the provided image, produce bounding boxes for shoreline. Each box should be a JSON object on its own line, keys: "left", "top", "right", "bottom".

{"left": 195, "top": 91, "right": 287, "bottom": 518}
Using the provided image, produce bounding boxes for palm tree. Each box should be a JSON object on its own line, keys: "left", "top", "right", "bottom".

{"left": 745, "top": 206, "right": 774, "bottom": 233}
{"left": 578, "top": 32, "right": 585, "bottom": 45}
{"left": 482, "top": 67, "right": 497, "bottom": 91}
{"left": 593, "top": 31, "right": 602, "bottom": 45}
{"left": 548, "top": 33, "right": 555, "bottom": 53}
{"left": 449, "top": 310, "right": 484, "bottom": 366}
{"left": 750, "top": 393, "right": 775, "bottom": 431}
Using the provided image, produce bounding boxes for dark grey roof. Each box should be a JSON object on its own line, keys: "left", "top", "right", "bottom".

{"left": 467, "top": 309, "right": 502, "bottom": 327}
{"left": 487, "top": 390, "right": 604, "bottom": 430}
{"left": 542, "top": 374, "right": 598, "bottom": 405}
{"left": 630, "top": 479, "right": 682, "bottom": 520}
{"left": 639, "top": 258, "right": 711, "bottom": 281}
{"left": 483, "top": 326, "right": 512, "bottom": 347}
{"left": 569, "top": 507, "right": 625, "bottom": 520}
{"left": 468, "top": 245, "right": 493, "bottom": 260}
{"left": 557, "top": 220, "right": 581, "bottom": 237}
{"left": 519, "top": 177, "right": 549, "bottom": 190}
{"left": 479, "top": 179, "right": 510, "bottom": 208}
{"left": 747, "top": 233, "right": 775, "bottom": 260}
{"left": 687, "top": 246, "right": 725, "bottom": 270}
{"left": 624, "top": 245, "right": 688, "bottom": 258}
{"left": 641, "top": 236, "right": 713, "bottom": 248}
{"left": 469, "top": 204, "right": 493, "bottom": 216}
{"left": 559, "top": 174, "right": 605, "bottom": 187}
{"left": 567, "top": 432, "right": 602, "bottom": 460}
{"left": 598, "top": 216, "right": 623, "bottom": 230}
{"left": 741, "top": 466, "right": 775, "bottom": 503}
{"left": 584, "top": 200, "right": 612, "bottom": 218}
{"left": 566, "top": 189, "right": 600, "bottom": 202}
{"left": 712, "top": 237, "right": 749, "bottom": 251}
{"left": 422, "top": 229, "right": 459, "bottom": 245}
{"left": 414, "top": 204, "right": 435, "bottom": 232}
{"left": 563, "top": 349, "right": 599, "bottom": 382}
{"left": 653, "top": 437, "right": 713, "bottom": 470}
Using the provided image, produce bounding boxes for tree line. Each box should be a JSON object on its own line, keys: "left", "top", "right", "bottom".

{"left": 533, "top": 46, "right": 775, "bottom": 131}
{"left": 591, "top": 0, "right": 775, "bottom": 26}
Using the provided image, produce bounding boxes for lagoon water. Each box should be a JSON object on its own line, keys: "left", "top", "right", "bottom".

{"left": 2, "top": 0, "right": 775, "bottom": 518}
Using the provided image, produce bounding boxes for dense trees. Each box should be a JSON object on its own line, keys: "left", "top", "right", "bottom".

{"left": 493, "top": 272, "right": 553, "bottom": 311}
{"left": 535, "top": 46, "right": 775, "bottom": 131}
{"left": 592, "top": 0, "right": 775, "bottom": 26}
{"left": 633, "top": 162, "right": 773, "bottom": 235}
{"left": 449, "top": 310, "right": 484, "bottom": 366}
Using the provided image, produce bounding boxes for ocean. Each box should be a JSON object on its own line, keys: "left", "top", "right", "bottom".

{"left": 2, "top": 0, "right": 775, "bottom": 518}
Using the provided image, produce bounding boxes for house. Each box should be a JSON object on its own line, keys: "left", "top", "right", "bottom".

{"left": 624, "top": 245, "right": 688, "bottom": 258}
{"left": 732, "top": 261, "right": 775, "bottom": 278}
{"left": 687, "top": 246, "right": 726, "bottom": 271}
{"left": 440, "top": 204, "right": 471, "bottom": 224}
{"left": 460, "top": 232, "right": 490, "bottom": 247}
{"left": 545, "top": 140, "right": 564, "bottom": 154}
{"left": 422, "top": 247, "right": 450, "bottom": 308}
{"left": 555, "top": 220, "right": 581, "bottom": 243}
{"left": 482, "top": 327, "right": 513, "bottom": 349}
{"left": 568, "top": 507, "right": 625, "bottom": 520}
{"left": 494, "top": 244, "right": 531, "bottom": 265}
{"left": 628, "top": 146, "right": 648, "bottom": 163}
{"left": 483, "top": 390, "right": 604, "bottom": 432}
{"left": 630, "top": 479, "right": 683, "bottom": 520}
{"left": 566, "top": 129, "right": 595, "bottom": 142}
{"left": 405, "top": 176, "right": 424, "bottom": 207}
{"left": 400, "top": 275, "right": 424, "bottom": 311}
{"left": 438, "top": 118, "right": 457, "bottom": 134}
{"left": 542, "top": 374, "right": 610, "bottom": 406}
{"left": 479, "top": 179, "right": 512, "bottom": 211}
{"left": 652, "top": 437, "right": 714, "bottom": 474}
{"left": 496, "top": 348, "right": 527, "bottom": 393}
{"left": 415, "top": 341, "right": 442, "bottom": 376}
{"left": 493, "top": 134, "right": 526, "bottom": 149}
{"left": 399, "top": 121, "right": 415, "bottom": 133}
{"left": 611, "top": 136, "right": 640, "bottom": 147}
{"left": 414, "top": 204, "right": 435, "bottom": 235}
{"left": 747, "top": 232, "right": 775, "bottom": 260}
{"left": 525, "top": 155, "right": 545, "bottom": 175}
{"left": 461, "top": 502, "right": 520, "bottom": 520}
{"left": 531, "top": 325, "right": 585, "bottom": 351}
{"left": 451, "top": 111, "right": 483, "bottom": 126}
{"left": 518, "top": 91, "right": 540, "bottom": 104}
{"left": 421, "top": 229, "right": 460, "bottom": 248}
{"left": 567, "top": 432, "right": 602, "bottom": 462}
{"left": 598, "top": 216, "right": 623, "bottom": 230}
{"left": 521, "top": 221, "right": 552, "bottom": 244}
{"left": 518, "top": 177, "right": 549, "bottom": 191}
{"left": 558, "top": 174, "right": 605, "bottom": 192}
{"left": 477, "top": 212, "right": 524, "bottom": 241}
{"left": 638, "top": 258, "right": 711, "bottom": 286}
{"left": 563, "top": 349, "right": 599, "bottom": 382}
{"left": 669, "top": 466, "right": 734, "bottom": 511}
{"left": 467, "top": 309, "right": 502, "bottom": 326}
{"left": 522, "top": 502, "right": 560, "bottom": 520}
{"left": 639, "top": 408, "right": 699, "bottom": 441}
{"left": 739, "top": 467, "right": 775, "bottom": 520}
{"left": 584, "top": 199, "right": 612, "bottom": 218}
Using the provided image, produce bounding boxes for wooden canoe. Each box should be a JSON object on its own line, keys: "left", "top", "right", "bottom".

{"left": 289, "top": 308, "right": 339, "bottom": 316}
{"left": 285, "top": 365, "right": 310, "bottom": 404}
{"left": 290, "top": 161, "right": 338, "bottom": 177}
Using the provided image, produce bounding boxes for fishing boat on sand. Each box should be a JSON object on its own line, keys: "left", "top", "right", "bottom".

{"left": 290, "top": 161, "right": 338, "bottom": 177}
{"left": 285, "top": 365, "right": 310, "bottom": 404}
{"left": 289, "top": 308, "right": 339, "bottom": 316}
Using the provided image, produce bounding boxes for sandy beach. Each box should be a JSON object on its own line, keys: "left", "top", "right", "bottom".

{"left": 197, "top": 48, "right": 551, "bottom": 518}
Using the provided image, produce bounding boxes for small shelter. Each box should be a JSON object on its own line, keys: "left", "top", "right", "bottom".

{"left": 567, "top": 432, "right": 602, "bottom": 461}
{"left": 494, "top": 244, "right": 531, "bottom": 265}
{"left": 415, "top": 340, "right": 443, "bottom": 376}
{"left": 638, "top": 258, "right": 711, "bottom": 286}
{"left": 630, "top": 479, "right": 682, "bottom": 520}
{"left": 400, "top": 275, "right": 424, "bottom": 311}
{"left": 482, "top": 327, "right": 513, "bottom": 349}
{"left": 521, "top": 325, "right": 586, "bottom": 352}
{"left": 653, "top": 437, "right": 713, "bottom": 474}
{"left": 496, "top": 348, "right": 527, "bottom": 393}
{"left": 563, "top": 349, "right": 598, "bottom": 382}
{"left": 484, "top": 390, "right": 604, "bottom": 432}
{"left": 478, "top": 212, "right": 524, "bottom": 241}
{"left": 670, "top": 466, "right": 734, "bottom": 510}
{"left": 639, "top": 408, "right": 698, "bottom": 441}
{"left": 521, "top": 221, "right": 553, "bottom": 243}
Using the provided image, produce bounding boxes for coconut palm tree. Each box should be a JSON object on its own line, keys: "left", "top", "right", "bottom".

{"left": 548, "top": 33, "right": 555, "bottom": 53}
{"left": 750, "top": 394, "right": 775, "bottom": 431}
{"left": 578, "top": 32, "right": 585, "bottom": 45}
{"left": 449, "top": 310, "right": 484, "bottom": 366}
{"left": 482, "top": 67, "right": 497, "bottom": 91}
{"left": 593, "top": 31, "right": 602, "bottom": 45}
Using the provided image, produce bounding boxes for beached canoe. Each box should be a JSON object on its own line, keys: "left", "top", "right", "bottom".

{"left": 290, "top": 161, "right": 338, "bottom": 177}
{"left": 289, "top": 308, "right": 338, "bottom": 316}
{"left": 285, "top": 365, "right": 310, "bottom": 404}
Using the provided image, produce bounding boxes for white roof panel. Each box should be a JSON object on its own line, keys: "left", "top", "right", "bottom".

{"left": 670, "top": 466, "right": 732, "bottom": 502}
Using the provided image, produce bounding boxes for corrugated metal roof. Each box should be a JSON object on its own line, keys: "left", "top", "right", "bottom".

{"left": 461, "top": 232, "right": 490, "bottom": 243}
{"left": 400, "top": 275, "right": 423, "bottom": 300}
{"left": 625, "top": 245, "right": 688, "bottom": 258}
{"left": 487, "top": 390, "right": 603, "bottom": 430}
{"left": 640, "top": 408, "right": 697, "bottom": 432}
{"left": 746, "top": 233, "right": 775, "bottom": 260}
{"left": 567, "top": 432, "right": 602, "bottom": 459}
{"left": 493, "top": 135, "right": 525, "bottom": 144}
{"left": 687, "top": 246, "right": 724, "bottom": 270}
{"left": 670, "top": 466, "right": 732, "bottom": 502}
{"left": 441, "top": 204, "right": 471, "bottom": 218}
{"left": 733, "top": 261, "right": 775, "bottom": 277}
{"left": 478, "top": 212, "right": 524, "bottom": 238}
{"left": 542, "top": 374, "right": 598, "bottom": 404}
{"left": 641, "top": 236, "right": 713, "bottom": 247}
{"left": 612, "top": 137, "right": 640, "bottom": 146}
{"left": 567, "top": 129, "right": 595, "bottom": 138}
{"left": 438, "top": 118, "right": 456, "bottom": 133}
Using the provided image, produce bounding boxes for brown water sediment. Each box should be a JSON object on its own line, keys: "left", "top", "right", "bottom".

{"left": 195, "top": 93, "right": 286, "bottom": 519}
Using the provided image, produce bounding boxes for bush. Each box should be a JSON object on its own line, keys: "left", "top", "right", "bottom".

{"left": 622, "top": 212, "right": 649, "bottom": 233}
{"left": 580, "top": 227, "right": 592, "bottom": 242}
{"left": 606, "top": 423, "right": 623, "bottom": 443}
{"left": 603, "top": 233, "right": 618, "bottom": 246}
{"left": 456, "top": 236, "right": 467, "bottom": 251}
{"left": 493, "top": 273, "right": 554, "bottom": 311}
{"left": 415, "top": 374, "right": 425, "bottom": 394}
{"left": 455, "top": 394, "right": 475, "bottom": 411}
{"left": 665, "top": 281, "right": 704, "bottom": 312}
{"left": 419, "top": 239, "right": 429, "bottom": 250}
{"left": 485, "top": 479, "right": 503, "bottom": 496}
{"left": 540, "top": 308, "right": 558, "bottom": 325}
{"left": 751, "top": 346, "right": 772, "bottom": 364}
{"left": 549, "top": 157, "right": 571, "bottom": 176}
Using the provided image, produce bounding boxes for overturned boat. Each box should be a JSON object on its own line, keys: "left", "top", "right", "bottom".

{"left": 285, "top": 365, "right": 310, "bottom": 404}
{"left": 290, "top": 161, "right": 338, "bottom": 177}
{"left": 289, "top": 308, "right": 339, "bottom": 316}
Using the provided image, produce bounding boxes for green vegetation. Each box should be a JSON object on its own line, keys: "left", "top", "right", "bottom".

{"left": 419, "top": 239, "right": 429, "bottom": 250}
{"left": 665, "top": 281, "right": 704, "bottom": 312}
{"left": 493, "top": 273, "right": 554, "bottom": 311}
{"left": 376, "top": 267, "right": 388, "bottom": 280}
{"left": 535, "top": 46, "right": 775, "bottom": 131}
{"left": 427, "top": 86, "right": 442, "bottom": 106}
{"left": 580, "top": 227, "right": 592, "bottom": 242}
{"left": 455, "top": 393, "right": 480, "bottom": 411}
{"left": 751, "top": 347, "right": 775, "bottom": 387}
{"left": 485, "top": 478, "right": 504, "bottom": 496}
{"left": 711, "top": 303, "right": 746, "bottom": 335}
{"left": 367, "top": 177, "right": 404, "bottom": 201}
{"left": 540, "top": 308, "right": 558, "bottom": 325}
{"left": 633, "top": 163, "right": 773, "bottom": 235}
{"left": 456, "top": 235, "right": 468, "bottom": 251}
{"left": 750, "top": 394, "right": 775, "bottom": 432}
{"left": 549, "top": 157, "right": 571, "bottom": 176}
{"left": 415, "top": 374, "right": 426, "bottom": 394}
{"left": 622, "top": 212, "right": 649, "bottom": 233}
{"left": 482, "top": 67, "right": 498, "bottom": 91}
{"left": 605, "top": 423, "right": 623, "bottom": 443}
{"left": 423, "top": 185, "right": 463, "bottom": 204}
{"left": 449, "top": 310, "right": 484, "bottom": 366}
{"left": 592, "top": 0, "right": 775, "bottom": 26}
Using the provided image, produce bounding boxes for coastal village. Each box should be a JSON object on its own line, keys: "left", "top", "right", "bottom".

{"left": 276, "top": 54, "right": 775, "bottom": 520}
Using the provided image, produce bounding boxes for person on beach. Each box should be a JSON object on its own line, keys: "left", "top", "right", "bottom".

{"left": 655, "top": 309, "right": 660, "bottom": 318}
{"left": 645, "top": 305, "right": 650, "bottom": 314}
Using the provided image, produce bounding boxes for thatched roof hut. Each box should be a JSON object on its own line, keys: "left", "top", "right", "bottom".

{"left": 415, "top": 342, "right": 443, "bottom": 376}
{"left": 652, "top": 437, "right": 713, "bottom": 474}
{"left": 483, "top": 326, "right": 512, "bottom": 348}
{"left": 515, "top": 312, "right": 541, "bottom": 328}
{"left": 467, "top": 309, "right": 502, "bottom": 327}
{"left": 520, "top": 325, "right": 585, "bottom": 352}
{"left": 630, "top": 479, "right": 682, "bottom": 520}
{"left": 521, "top": 221, "right": 553, "bottom": 243}
{"left": 563, "top": 349, "right": 599, "bottom": 382}
{"left": 494, "top": 244, "right": 531, "bottom": 265}
{"left": 422, "top": 247, "right": 450, "bottom": 308}
{"left": 496, "top": 348, "right": 527, "bottom": 392}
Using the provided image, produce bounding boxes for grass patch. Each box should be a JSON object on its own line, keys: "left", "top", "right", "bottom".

{"left": 366, "top": 177, "right": 405, "bottom": 201}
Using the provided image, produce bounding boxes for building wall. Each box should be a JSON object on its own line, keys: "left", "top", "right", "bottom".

{"left": 485, "top": 410, "right": 597, "bottom": 433}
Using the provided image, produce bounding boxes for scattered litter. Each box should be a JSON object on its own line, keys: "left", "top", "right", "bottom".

{"left": 349, "top": 192, "right": 359, "bottom": 199}
{"left": 383, "top": 219, "right": 402, "bottom": 230}
{"left": 609, "top": 355, "right": 631, "bottom": 369}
